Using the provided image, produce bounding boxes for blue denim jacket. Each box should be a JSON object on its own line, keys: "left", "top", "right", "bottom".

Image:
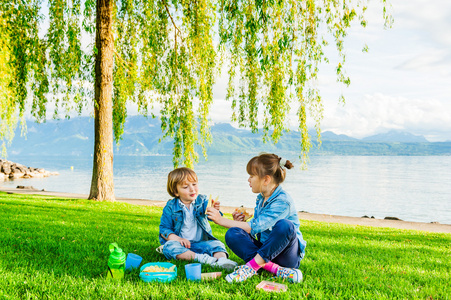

{"left": 248, "top": 186, "right": 307, "bottom": 255}
{"left": 159, "top": 194, "right": 218, "bottom": 245}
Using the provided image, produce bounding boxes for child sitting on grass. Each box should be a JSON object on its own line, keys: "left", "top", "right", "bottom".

{"left": 207, "top": 153, "right": 307, "bottom": 283}
{"left": 159, "top": 167, "right": 238, "bottom": 270}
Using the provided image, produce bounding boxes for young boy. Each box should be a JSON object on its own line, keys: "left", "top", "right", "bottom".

{"left": 159, "top": 167, "right": 238, "bottom": 270}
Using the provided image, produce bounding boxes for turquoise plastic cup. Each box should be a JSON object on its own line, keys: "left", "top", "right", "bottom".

{"left": 125, "top": 253, "right": 143, "bottom": 270}
{"left": 185, "top": 263, "right": 201, "bottom": 281}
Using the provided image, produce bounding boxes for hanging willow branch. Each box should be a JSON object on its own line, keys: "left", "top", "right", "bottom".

{"left": 219, "top": 0, "right": 392, "bottom": 165}
{"left": 1, "top": 0, "right": 391, "bottom": 169}
{"left": 162, "top": 0, "right": 185, "bottom": 43}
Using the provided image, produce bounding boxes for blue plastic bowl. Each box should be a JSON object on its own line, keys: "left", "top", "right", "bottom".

{"left": 139, "top": 262, "right": 177, "bottom": 283}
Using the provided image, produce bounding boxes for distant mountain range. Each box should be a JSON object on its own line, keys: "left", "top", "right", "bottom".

{"left": 5, "top": 116, "right": 451, "bottom": 157}
{"left": 361, "top": 130, "right": 429, "bottom": 143}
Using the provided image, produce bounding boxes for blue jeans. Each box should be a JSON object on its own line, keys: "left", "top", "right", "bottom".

{"left": 162, "top": 239, "right": 228, "bottom": 260}
{"left": 225, "top": 219, "right": 301, "bottom": 268}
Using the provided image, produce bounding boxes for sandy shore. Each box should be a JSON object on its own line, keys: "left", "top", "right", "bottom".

{"left": 1, "top": 186, "right": 450, "bottom": 234}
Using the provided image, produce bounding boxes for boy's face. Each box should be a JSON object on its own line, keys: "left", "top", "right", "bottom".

{"left": 175, "top": 179, "right": 199, "bottom": 204}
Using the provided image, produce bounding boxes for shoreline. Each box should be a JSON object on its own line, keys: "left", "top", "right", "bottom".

{"left": 1, "top": 186, "right": 450, "bottom": 234}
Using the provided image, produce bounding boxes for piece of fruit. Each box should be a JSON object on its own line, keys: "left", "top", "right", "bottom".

{"left": 206, "top": 195, "right": 218, "bottom": 213}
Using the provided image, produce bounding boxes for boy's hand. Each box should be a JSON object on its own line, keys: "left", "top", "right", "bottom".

{"left": 179, "top": 238, "right": 191, "bottom": 248}
{"left": 167, "top": 234, "right": 191, "bottom": 248}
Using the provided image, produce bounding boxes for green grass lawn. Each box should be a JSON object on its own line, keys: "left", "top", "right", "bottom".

{"left": 1, "top": 192, "right": 450, "bottom": 299}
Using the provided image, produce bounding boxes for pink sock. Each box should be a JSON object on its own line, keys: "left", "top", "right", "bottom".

{"left": 263, "top": 261, "right": 279, "bottom": 274}
{"left": 245, "top": 258, "right": 262, "bottom": 272}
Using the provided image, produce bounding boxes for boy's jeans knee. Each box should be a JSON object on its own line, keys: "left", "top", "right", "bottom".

{"left": 162, "top": 240, "right": 228, "bottom": 260}
{"left": 162, "top": 240, "right": 188, "bottom": 260}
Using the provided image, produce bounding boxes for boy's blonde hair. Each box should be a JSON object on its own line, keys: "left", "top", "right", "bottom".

{"left": 167, "top": 167, "right": 198, "bottom": 198}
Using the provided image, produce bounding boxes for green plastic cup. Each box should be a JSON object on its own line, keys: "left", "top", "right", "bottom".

{"left": 106, "top": 243, "right": 126, "bottom": 280}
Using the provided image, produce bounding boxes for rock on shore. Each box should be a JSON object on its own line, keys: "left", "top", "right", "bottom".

{"left": 0, "top": 159, "right": 59, "bottom": 181}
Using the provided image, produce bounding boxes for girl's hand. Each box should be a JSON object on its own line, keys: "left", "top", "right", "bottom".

{"left": 179, "top": 238, "right": 191, "bottom": 248}
{"left": 206, "top": 207, "right": 222, "bottom": 224}
{"left": 232, "top": 210, "right": 245, "bottom": 222}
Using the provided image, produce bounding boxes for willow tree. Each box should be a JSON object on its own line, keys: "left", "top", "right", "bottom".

{"left": 0, "top": 13, "right": 16, "bottom": 159}
{"left": 0, "top": 0, "right": 392, "bottom": 201}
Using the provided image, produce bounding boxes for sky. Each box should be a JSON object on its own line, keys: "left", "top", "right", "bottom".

{"left": 209, "top": 0, "right": 451, "bottom": 142}
{"left": 34, "top": 0, "right": 451, "bottom": 142}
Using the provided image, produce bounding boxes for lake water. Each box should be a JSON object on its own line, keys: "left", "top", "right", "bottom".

{"left": 2, "top": 155, "right": 451, "bottom": 225}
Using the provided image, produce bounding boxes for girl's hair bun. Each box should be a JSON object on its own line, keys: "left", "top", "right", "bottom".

{"left": 283, "top": 159, "right": 294, "bottom": 169}
{"left": 247, "top": 153, "right": 293, "bottom": 185}
{"left": 278, "top": 156, "right": 294, "bottom": 170}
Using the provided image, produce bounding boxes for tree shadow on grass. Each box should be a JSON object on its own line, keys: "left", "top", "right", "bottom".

{"left": 1, "top": 199, "right": 166, "bottom": 280}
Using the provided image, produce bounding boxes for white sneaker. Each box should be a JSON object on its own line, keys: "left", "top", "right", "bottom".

{"left": 225, "top": 265, "right": 257, "bottom": 283}
{"left": 276, "top": 267, "right": 303, "bottom": 283}
{"left": 155, "top": 245, "right": 164, "bottom": 254}
{"left": 195, "top": 253, "right": 218, "bottom": 265}
{"left": 212, "top": 257, "right": 238, "bottom": 270}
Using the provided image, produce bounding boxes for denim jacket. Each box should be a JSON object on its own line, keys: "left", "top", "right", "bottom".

{"left": 159, "top": 194, "right": 219, "bottom": 245}
{"left": 248, "top": 186, "right": 307, "bottom": 255}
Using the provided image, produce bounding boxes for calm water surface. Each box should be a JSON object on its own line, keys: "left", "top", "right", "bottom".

{"left": 2, "top": 155, "right": 450, "bottom": 224}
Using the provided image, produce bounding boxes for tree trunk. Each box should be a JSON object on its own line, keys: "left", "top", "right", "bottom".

{"left": 89, "top": 0, "right": 115, "bottom": 201}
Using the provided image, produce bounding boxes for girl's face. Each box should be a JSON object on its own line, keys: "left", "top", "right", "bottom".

{"left": 248, "top": 174, "right": 264, "bottom": 194}
{"left": 175, "top": 179, "right": 199, "bottom": 204}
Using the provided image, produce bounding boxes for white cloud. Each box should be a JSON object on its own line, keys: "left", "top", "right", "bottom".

{"left": 321, "top": 93, "right": 451, "bottom": 141}
{"left": 395, "top": 0, "right": 451, "bottom": 47}
{"left": 396, "top": 49, "right": 451, "bottom": 75}
{"left": 297, "top": 0, "right": 451, "bottom": 142}
{"left": 209, "top": 97, "right": 234, "bottom": 123}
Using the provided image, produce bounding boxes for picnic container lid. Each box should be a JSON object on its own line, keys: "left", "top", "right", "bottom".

{"left": 139, "top": 262, "right": 177, "bottom": 283}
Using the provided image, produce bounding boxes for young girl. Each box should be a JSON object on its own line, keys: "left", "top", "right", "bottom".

{"left": 207, "top": 153, "right": 307, "bottom": 283}
{"left": 159, "top": 167, "right": 238, "bottom": 270}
